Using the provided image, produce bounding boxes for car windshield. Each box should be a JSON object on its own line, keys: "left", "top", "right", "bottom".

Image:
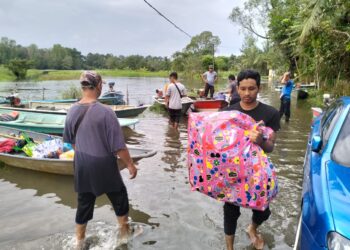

{"left": 332, "top": 110, "right": 350, "bottom": 167}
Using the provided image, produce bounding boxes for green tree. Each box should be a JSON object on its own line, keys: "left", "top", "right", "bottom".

{"left": 185, "top": 31, "right": 221, "bottom": 55}
{"left": 6, "top": 59, "right": 32, "bottom": 79}
{"left": 105, "top": 56, "right": 118, "bottom": 69}
{"left": 201, "top": 55, "right": 218, "bottom": 71}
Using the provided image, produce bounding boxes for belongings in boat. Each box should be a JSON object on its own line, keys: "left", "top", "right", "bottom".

{"left": 5, "top": 94, "right": 24, "bottom": 108}
{"left": 156, "top": 89, "right": 164, "bottom": 98}
{"left": 0, "top": 126, "right": 157, "bottom": 175}
{"left": 0, "top": 138, "right": 16, "bottom": 153}
{"left": 0, "top": 111, "right": 19, "bottom": 121}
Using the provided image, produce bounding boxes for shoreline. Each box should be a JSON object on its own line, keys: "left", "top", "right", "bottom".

{"left": 0, "top": 67, "right": 170, "bottom": 82}
{"left": 0, "top": 66, "right": 259, "bottom": 82}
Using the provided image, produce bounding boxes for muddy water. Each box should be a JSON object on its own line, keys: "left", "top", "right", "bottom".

{"left": 0, "top": 78, "right": 311, "bottom": 249}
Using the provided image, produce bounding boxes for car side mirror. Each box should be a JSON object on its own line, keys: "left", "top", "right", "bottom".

{"left": 311, "top": 135, "right": 322, "bottom": 153}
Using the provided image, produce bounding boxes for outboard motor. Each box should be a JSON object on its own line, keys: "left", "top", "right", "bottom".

{"left": 323, "top": 93, "right": 332, "bottom": 107}
{"left": 5, "top": 94, "right": 23, "bottom": 107}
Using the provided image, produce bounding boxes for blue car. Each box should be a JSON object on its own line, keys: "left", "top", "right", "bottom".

{"left": 295, "top": 97, "right": 350, "bottom": 249}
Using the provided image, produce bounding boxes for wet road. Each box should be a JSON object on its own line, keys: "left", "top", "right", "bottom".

{"left": 0, "top": 78, "right": 312, "bottom": 249}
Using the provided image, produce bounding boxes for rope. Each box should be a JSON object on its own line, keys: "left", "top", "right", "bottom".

{"left": 143, "top": 0, "right": 192, "bottom": 39}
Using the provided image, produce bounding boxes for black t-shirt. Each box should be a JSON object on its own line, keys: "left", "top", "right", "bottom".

{"left": 222, "top": 102, "right": 280, "bottom": 132}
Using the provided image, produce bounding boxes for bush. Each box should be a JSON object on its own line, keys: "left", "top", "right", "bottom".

{"left": 6, "top": 59, "right": 32, "bottom": 79}
{"left": 61, "top": 85, "right": 82, "bottom": 99}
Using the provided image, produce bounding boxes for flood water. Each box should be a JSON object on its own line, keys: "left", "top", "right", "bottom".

{"left": 0, "top": 77, "right": 312, "bottom": 249}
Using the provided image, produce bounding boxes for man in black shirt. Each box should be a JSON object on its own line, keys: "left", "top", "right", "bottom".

{"left": 222, "top": 69, "right": 280, "bottom": 250}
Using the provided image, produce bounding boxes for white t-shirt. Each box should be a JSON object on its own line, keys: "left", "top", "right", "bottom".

{"left": 203, "top": 71, "right": 217, "bottom": 86}
{"left": 166, "top": 82, "right": 186, "bottom": 110}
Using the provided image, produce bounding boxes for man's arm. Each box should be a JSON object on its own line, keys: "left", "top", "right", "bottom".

{"left": 201, "top": 73, "right": 208, "bottom": 83}
{"left": 165, "top": 95, "right": 169, "bottom": 107}
{"left": 115, "top": 148, "right": 137, "bottom": 179}
{"left": 281, "top": 73, "right": 289, "bottom": 85}
{"left": 250, "top": 129, "right": 276, "bottom": 153}
{"left": 214, "top": 72, "right": 218, "bottom": 82}
{"left": 165, "top": 86, "right": 171, "bottom": 107}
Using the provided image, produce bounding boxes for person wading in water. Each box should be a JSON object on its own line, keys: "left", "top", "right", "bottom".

{"left": 201, "top": 65, "right": 218, "bottom": 99}
{"left": 222, "top": 69, "right": 280, "bottom": 250}
{"left": 279, "top": 72, "right": 294, "bottom": 122}
{"left": 63, "top": 71, "right": 141, "bottom": 249}
{"left": 165, "top": 72, "right": 187, "bottom": 130}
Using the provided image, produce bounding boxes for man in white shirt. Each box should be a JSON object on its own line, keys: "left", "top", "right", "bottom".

{"left": 165, "top": 72, "right": 187, "bottom": 130}
{"left": 201, "top": 65, "right": 218, "bottom": 99}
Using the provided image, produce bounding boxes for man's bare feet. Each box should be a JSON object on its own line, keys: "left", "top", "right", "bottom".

{"left": 75, "top": 239, "right": 84, "bottom": 250}
{"left": 116, "top": 225, "right": 144, "bottom": 247}
{"left": 246, "top": 224, "right": 264, "bottom": 249}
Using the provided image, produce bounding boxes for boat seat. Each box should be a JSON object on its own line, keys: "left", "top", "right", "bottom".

{"left": 18, "top": 114, "right": 65, "bottom": 125}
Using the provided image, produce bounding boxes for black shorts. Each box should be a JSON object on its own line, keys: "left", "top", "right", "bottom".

{"left": 75, "top": 186, "right": 129, "bottom": 225}
{"left": 168, "top": 108, "right": 182, "bottom": 123}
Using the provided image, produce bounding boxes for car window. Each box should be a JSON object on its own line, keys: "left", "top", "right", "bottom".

{"left": 322, "top": 104, "right": 343, "bottom": 146}
{"left": 321, "top": 102, "right": 339, "bottom": 126}
{"left": 332, "top": 110, "right": 350, "bottom": 167}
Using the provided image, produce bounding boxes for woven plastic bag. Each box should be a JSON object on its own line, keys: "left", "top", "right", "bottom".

{"left": 32, "top": 138, "right": 63, "bottom": 159}
{"left": 188, "top": 111, "right": 278, "bottom": 211}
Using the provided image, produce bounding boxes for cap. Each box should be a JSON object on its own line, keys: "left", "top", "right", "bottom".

{"left": 108, "top": 82, "right": 115, "bottom": 87}
{"left": 209, "top": 65, "right": 214, "bottom": 69}
{"left": 80, "top": 71, "right": 103, "bottom": 88}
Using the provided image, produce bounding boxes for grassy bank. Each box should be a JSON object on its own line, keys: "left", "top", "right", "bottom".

{"left": 0, "top": 65, "right": 267, "bottom": 82}
{"left": 0, "top": 66, "right": 170, "bottom": 82}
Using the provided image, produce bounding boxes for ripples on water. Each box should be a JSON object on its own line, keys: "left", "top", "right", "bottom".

{"left": 0, "top": 79, "right": 311, "bottom": 249}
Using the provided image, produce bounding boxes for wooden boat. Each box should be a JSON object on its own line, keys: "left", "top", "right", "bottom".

{"left": 1, "top": 102, "right": 150, "bottom": 118}
{"left": 34, "top": 91, "right": 125, "bottom": 105}
{"left": 110, "top": 105, "right": 149, "bottom": 118}
{"left": 193, "top": 99, "right": 228, "bottom": 112}
{"left": 0, "top": 126, "right": 156, "bottom": 175}
{"left": 311, "top": 107, "right": 323, "bottom": 120}
{"left": 153, "top": 96, "right": 193, "bottom": 115}
{"left": 101, "top": 91, "right": 126, "bottom": 105}
{"left": 0, "top": 108, "right": 139, "bottom": 134}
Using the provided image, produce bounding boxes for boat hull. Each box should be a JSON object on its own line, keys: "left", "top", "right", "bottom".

{"left": 193, "top": 100, "right": 228, "bottom": 112}
{"left": 0, "top": 126, "right": 156, "bottom": 175}
{"left": 12, "top": 102, "right": 149, "bottom": 118}
{"left": 153, "top": 97, "right": 193, "bottom": 115}
{"left": 0, "top": 108, "right": 139, "bottom": 134}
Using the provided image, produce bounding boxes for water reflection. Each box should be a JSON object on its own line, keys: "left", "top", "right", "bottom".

{"left": 0, "top": 79, "right": 314, "bottom": 249}
{"left": 0, "top": 165, "right": 157, "bottom": 229}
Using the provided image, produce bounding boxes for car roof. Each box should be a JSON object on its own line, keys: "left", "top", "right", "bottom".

{"left": 340, "top": 96, "right": 350, "bottom": 105}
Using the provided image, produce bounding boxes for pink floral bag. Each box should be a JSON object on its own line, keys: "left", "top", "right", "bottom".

{"left": 188, "top": 111, "right": 278, "bottom": 211}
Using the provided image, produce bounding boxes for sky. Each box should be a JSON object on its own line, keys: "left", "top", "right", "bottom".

{"left": 0, "top": 0, "right": 245, "bottom": 57}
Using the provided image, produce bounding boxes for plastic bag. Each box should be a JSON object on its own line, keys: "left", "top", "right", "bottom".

{"left": 22, "top": 142, "right": 37, "bottom": 157}
{"left": 188, "top": 111, "right": 278, "bottom": 211}
{"left": 63, "top": 142, "right": 73, "bottom": 152}
{"left": 59, "top": 150, "right": 74, "bottom": 160}
{"left": 32, "top": 138, "right": 63, "bottom": 159}
{"left": 13, "top": 133, "right": 37, "bottom": 156}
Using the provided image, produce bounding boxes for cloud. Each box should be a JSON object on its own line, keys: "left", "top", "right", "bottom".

{"left": 0, "top": 0, "right": 244, "bottom": 56}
